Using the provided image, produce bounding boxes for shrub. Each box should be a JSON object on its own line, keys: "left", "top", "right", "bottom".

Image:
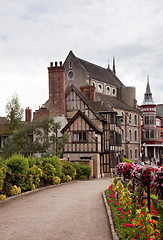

{"left": 0, "top": 194, "right": 6, "bottom": 201}
{"left": 28, "top": 156, "right": 37, "bottom": 168}
{"left": 73, "top": 163, "right": 91, "bottom": 179}
{"left": 43, "top": 163, "right": 56, "bottom": 185}
{"left": 60, "top": 173, "right": 72, "bottom": 183}
{"left": 62, "top": 161, "right": 76, "bottom": 179}
{"left": 0, "top": 167, "right": 6, "bottom": 191}
{"left": 9, "top": 185, "right": 21, "bottom": 196}
{"left": 42, "top": 156, "right": 62, "bottom": 177}
{"left": 53, "top": 176, "right": 61, "bottom": 185}
{"left": 6, "top": 154, "right": 29, "bottom": 177}
{"left": 29, "top": 165, "right": 42, "bottom": 187}
{"left": 5, "top": 154, "right": 29, "bottom": 189}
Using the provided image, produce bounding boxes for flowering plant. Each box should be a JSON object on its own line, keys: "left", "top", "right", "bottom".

{"left": 116, "top": 162, "right": 126, "bottom": 176}
{"left": 122, "top": 162, "right": 133, "bottom": 180}
{"left": 152, "top": 166, "right": 163, "bottom": 200}
{"left": 132, "top": 164, "right": 154, "bottom": 187}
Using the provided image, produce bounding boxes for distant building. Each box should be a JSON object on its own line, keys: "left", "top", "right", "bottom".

{"left": 140, "top": 77, "right": 163, "bottom": 160}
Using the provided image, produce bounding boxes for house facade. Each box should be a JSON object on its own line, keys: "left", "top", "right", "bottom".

{"left": 33, "top": 51, "right": 141, "bottom": 177}
{"left": 140, "top": 78, "right": 163, "bottom": 161}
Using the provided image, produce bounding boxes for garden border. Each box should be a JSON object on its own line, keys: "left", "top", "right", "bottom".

{"left": 102, "top": 191, "right": 119, "bottom": 240}
{"left": 0, "top": 180, "right": 77, "bottom": 206}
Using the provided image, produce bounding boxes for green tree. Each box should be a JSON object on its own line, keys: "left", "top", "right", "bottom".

{"left": 1, "top": 117, "right": 68, "bottom": 159}
{"left": 5, "top": 93, "right": 24, "bottom": 132}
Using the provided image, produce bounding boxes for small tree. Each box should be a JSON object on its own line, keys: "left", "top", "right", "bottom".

{"left": 5, "top": 93, "right": 24, "bottom": 132}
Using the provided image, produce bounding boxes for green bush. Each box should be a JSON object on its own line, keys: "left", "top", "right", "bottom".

{"left": 9, "top": 185, "right": 21, "bottom": 196}
{"left": 27, "top": 156, "right": 38, "bottom": 168}
{"left": 29, "top": 165, "right": 42, "bottom": 187}
{"left": 42, "top": 156, "right": 62, "bottom": 177}
{"left": 62, "top": 161, "right": 76, "bottom": 179}
{"left": 53, "top": 176, "right": 61, "bottom": 184}
{"left": 0, "top": 167, "right": 6, "bottom": 191}
{"left": 5, "top": 154, "right": 29, "bottom": 189}
{"left": 6, "top": 154, "right": 29, "bottom": 177}
{"left": 60, "top": 173, "right": 72, "bottom": 183}
{"left": 43, "top": 163, "right": 56, "bottom": 185}
{"left": 73, "top": 163, "right": 91, "bottom": 179}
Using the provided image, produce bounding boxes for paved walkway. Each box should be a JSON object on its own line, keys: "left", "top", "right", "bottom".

{"left": 0, "top": 178, "right": 112, "bottom": 240}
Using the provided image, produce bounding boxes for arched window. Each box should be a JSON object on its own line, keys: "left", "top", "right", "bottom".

{"left": 135, "top": 149, "right": 137, "bottom": 159}
{"left": 122, "top": 129, "right": 124, "bottom": 141}
{"left": 106, "top": 86, "right": 110, "bottom": 94}
{"left": 69, "top": 61, "right": 73, "bottom": 68}
{"left": 134, "top": 115, "right": 137, "bottom": 125}
{"left": 98, "top": 84, "right": 102, "bottom": 92}
{"left": 134, "top": 130, "right": 137, "bottom": 141}
{"left": 112, "top": 88, "right": 116, "bottom": 95}
{"left": 130, "top": 149, "right": 132, "bottom": 159}
{"left": 129, "top": 130, "right": 132, "bottom": 141}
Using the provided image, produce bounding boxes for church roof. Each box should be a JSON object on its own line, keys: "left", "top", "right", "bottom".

{"left": 96, "top": 92, "right": 140, "bottom": 112}
{"left": 142, "top": 77, "right": 155, "bottom": 105}
{"left": 77, "top": 57, "right": 124, "bottom": 87}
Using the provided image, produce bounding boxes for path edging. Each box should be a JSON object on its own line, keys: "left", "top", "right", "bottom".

{"left": 102, "top": 191, "right": 119, "bottom": 240}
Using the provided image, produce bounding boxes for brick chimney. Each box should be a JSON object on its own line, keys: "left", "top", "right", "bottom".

{"left": 80, "top": 85, "right": 96, "bottom": 101}
{"left": 48, "top": 61, "right": 65, "bottom": 117}
{"left": 25, "top": 107, "right": 32, "bottom": 122}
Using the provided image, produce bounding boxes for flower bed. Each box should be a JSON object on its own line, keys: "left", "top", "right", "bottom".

{"left": 106, "top": 180, "right": 162, "bottom": 239}
{"left": 106, "top": 162, "right": 163, "bottom": 239}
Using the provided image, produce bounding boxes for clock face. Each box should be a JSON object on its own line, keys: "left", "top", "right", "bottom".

{"left": 68, "top": 71, "right": 74, "bottom": 79}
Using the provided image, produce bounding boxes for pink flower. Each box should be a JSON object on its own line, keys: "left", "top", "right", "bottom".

{"left": 118, "top": 208, "right": 122, "bottom": 210}
{"left": 119, "top": 216, "right": 123, "bottom": 219}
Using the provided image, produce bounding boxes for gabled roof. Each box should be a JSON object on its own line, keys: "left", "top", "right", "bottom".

{"left": 96, "top": 92, "right": 140, "bottom": 112}
{"left": 77, "top": 57, "right": 124, "bottom": 87}
{"left": 61, "top": 110, "right": 102, "bottom": 134}
{"left": 65, "top": 84, "right": 107, "bottom": 121}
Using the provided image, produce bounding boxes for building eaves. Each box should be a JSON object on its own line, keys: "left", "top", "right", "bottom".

{"left": 96, "top": 92, "right": 140, "bottom": 112}
{"left": 61, "top": 110, "right": 102, "bottom": 134}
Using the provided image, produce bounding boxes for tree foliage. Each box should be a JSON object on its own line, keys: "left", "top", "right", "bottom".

{"left": 1, "top": 118, "right": 68, "bottom": 159}
{"left": 5, "top": 93, "right": 24, "bottom": 132}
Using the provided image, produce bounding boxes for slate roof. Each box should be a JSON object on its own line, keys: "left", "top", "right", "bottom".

{"left": 96, "top": 92, "right": 140, "bottom": 112}
{"left": 156, "top": 104, "right": 163, "bottom": 117}
{"left": 77, "top": 57, "right": 124, "bottom": 87}
{"left": 142, "top": 79, "right": 155, "bottom": 105}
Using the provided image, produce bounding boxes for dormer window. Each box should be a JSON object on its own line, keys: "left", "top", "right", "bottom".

{"left": 112, "top": 88, "right": 116, "bottom": 95}
{"left": 98, "top": 84, "right": 102, "bottom": 92}
{"left": 106, "top": 86, "right": 110, "bottom": 94}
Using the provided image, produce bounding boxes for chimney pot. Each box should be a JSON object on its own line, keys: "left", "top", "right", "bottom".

{"left": 55, "top": 62, "right": 58, "bottom": 67}
{"left": 50, "top": 62, "right": 53, "bottom": 67}
{"left": 59, "top": 61, "right": 62, "bottom": 66}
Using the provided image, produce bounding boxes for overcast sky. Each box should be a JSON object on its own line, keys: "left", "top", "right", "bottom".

{"left": 1, "top": 0, "right": 163, "bottom": 118}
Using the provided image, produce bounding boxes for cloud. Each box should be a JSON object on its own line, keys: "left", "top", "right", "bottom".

{"left": 0, "top": 0, "right": 163, "bottom": 117}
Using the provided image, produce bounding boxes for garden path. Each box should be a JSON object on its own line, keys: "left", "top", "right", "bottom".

{"left": 0, "top": 178, "right": 112, "bottom": 240}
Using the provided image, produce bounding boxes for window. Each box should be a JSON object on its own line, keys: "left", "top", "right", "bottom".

{"left": 135, "top": 149, "right": 137, "bottom": 159}
{"left": 129, "top": 114, "right": 132, "bottom": 124}
{"left": 112, "top": 88, "right": 116, "bottom": 95}
{"left": 98, "top": 84, "right": 102, "bottom": 92}
{"left": 106, "top": 86, "right": 110, "bottom": 94}
{"left": 144, "top": 116, "right": 149, "bottom": 125}
{"left": 122, "top": 129, "right": 124, "bottom": 141}
{"left": 129, "top": 130, "right": 132, "bottom": 141}
{"left": 134, "top": 115, "right": 137, "bottom": 125}
{"left": 121, "top": 112, "right": 124, "bottom": 122}
{"left": 145, "top": 130, "right": 149, "bottom": 139}
{"left": 110, "top": 114, "right": 115, "bottom": 123}
{"left": 130, "top": 149, "right": 132, "bottom": 159}
{"left": 69, "top": 61, "right": 73, "bottom": 68}
{"left": 73, "top": 132, "right": 87, "bottom": 142}
{"left": 92, "top": 81, "right": 95, "bottom": 87}
{"left": 150, "top": 130, "right": 154, "bottom": 138}
{"left": 134, "top": 130, "right": 137, "bottom": 141}
{"left": 110, "top": 131, "right": 115, "bottom": 146}
{"left": 68, "top": 71, "right": 74, "bottom": 79}
{"left": 161, "top": 131, "right": 163, "bottom": 139}
{"left": 150, "top": 116, "right": 154, "bottom": 124}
